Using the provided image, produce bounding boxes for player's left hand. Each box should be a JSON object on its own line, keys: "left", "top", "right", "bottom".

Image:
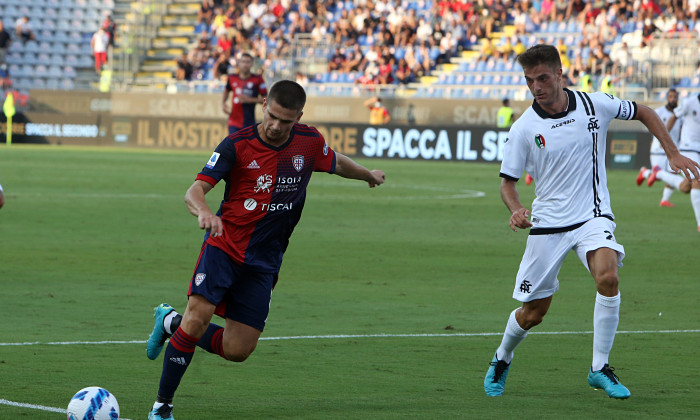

{"left": 669, "top": 154, "right": 700, "bottom": 181}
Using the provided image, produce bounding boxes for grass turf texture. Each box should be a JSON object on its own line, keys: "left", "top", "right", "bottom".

{"left": 0, "top": 145, "right": 698, "bottom": 419}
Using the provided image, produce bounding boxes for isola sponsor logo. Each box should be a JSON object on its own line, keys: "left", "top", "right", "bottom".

{"left": 534, "top": 134, "right": 546, "bottom": 149}
{"left": 551, "top": 119, "right": 574, "bottom": 129}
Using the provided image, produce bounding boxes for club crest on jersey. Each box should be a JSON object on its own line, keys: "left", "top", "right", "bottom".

{"left": 534, "top": 134, "right": 545, "bottom": 149}
{"left": 323, "top": 143, "right": 329, "bottom": 156}
{"left": 195, "top": 273, "right": 206, "bottom": 286}
{"left": 293, "top": 155, "right": 304, "bottom": 172}
{"left": 205, "top": 152, "right": 220, "bottom": 169}
{"left": 254, "top": 174, "right": 273, "bottom": 193}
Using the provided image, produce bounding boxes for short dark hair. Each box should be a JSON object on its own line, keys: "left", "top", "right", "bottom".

{"left": 502, "top": 98, "right": 509, "bottom": 106}
{"left": 517, "top": 44, "right": 562, "bottom": 72}
{"left": 267, "top": 80, "right": 306, "bottom": 112}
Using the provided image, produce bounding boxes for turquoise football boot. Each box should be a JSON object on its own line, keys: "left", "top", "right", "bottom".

{"left": 484, "top": 353, "right": 511, "bottom": 396}
{"left": 146, "top": 303, "right": 175, "bottom": 360}
{"left": 588, "top": 364, "right": 631, "bottom": 399}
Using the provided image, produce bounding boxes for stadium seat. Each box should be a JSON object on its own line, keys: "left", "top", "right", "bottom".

{"left": 60, "top": 78, "right": 75, "bottom": 90}
{"left": 24, "top": 41, "right": 40, "bottom": 53}
{"left": 47, "top": 65, "right": 63, "bottom": 78}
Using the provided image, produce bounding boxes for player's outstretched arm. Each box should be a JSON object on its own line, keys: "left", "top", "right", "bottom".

{"left": 636, "top": 104, "right": 700, "bottom": 180}
{"left": 185, "top": 179, "right": 223, "bottom": 236}
{"left": 500, "top": 178, "right": 532, "bottom": 232}
{"left": 334, "top": 153, "right": 386, "bottom": 188}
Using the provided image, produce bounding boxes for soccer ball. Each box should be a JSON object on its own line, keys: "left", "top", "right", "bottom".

{"left": 66, "top": 386, "right": 120, "bottom": 420}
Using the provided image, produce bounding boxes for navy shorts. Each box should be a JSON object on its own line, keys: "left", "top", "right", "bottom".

{"left": 189, "top": 243, "right": 274, "bottom": 331}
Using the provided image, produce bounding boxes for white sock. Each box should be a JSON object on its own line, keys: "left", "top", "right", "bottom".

{"left": 153, "top": 402, "right": 172, "bottom": 410}
{"left": 691, "top": 189, "right": 700, "bottom": 227}
{"left": 655, "top": 171, "right": 683, "bottom": 190}
{"left": 661, "top": 186, "right": 674, "bottom": 202}
{"left": 642, "top": 168, "right": 650, "bottom": 178}
{"left": 592, "top": 292, "right": 620, "bottom": 371}
{"left": 163, "top": 311, "right": 180, "bottom": 335}
{"left": 496, "top": 309, "right": 528, "bottom": 364}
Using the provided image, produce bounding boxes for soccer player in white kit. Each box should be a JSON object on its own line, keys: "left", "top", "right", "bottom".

{"left": 636, "top": 88, "right": 691, "bottom": 206}
{"left": 483, "top": 45, "right": 700, "bottom": 399}
{"left": 665, "top": 92, "right": 700, "bottom": 231}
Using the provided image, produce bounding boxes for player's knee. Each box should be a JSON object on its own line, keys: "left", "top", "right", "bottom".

{"left": 679, "top": 180, "right": 691, "bottom": 193}
{"left": 180, "top": 317, "right": 209, "bottom": 338}
{"left": 595, "top": 270, "right": 619, "bottom": 294}
{"left": 521, "top": 312, "right": 544, "bottom": 329}
{"left": 518, "top": 308, "right": 546, "bottom": 329}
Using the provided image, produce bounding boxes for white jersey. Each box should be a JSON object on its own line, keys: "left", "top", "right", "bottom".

{"left": 650, "top": 104, "right": 681, "bottom": 155}
{"left": 500, "top": 89, "right": 637, "bottom": 233}
{"left": 675, "top": 93, "right": 700, "bottom": 153}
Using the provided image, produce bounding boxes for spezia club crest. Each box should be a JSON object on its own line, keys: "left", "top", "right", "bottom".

{"left": 293, "top": 155, "right": 304, "bottom": 172}
{"left": 535, "top": 134, "right": 546, "bottom": 149}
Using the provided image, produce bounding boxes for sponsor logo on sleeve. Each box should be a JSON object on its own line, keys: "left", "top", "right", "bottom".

{"left": 205, "top": 152, "right": 220, "bottom": 169}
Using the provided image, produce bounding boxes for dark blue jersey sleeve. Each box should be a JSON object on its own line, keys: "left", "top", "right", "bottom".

{"left": 197, "top": 137, "right": 237, "bottom": 186}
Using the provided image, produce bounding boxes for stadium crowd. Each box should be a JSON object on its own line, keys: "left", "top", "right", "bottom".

{"left": 177, "top": 0, "right": 698, "bottom": 93}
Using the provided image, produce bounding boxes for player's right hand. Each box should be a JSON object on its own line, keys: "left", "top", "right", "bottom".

{"left": 368, "top": 169, "right": 386, "bottom": 187}
{"left": 199, "top": 212, "right": 224, "bottom": 237}
{"left": 509, "top": 207, "right": 532, "bottom": 232}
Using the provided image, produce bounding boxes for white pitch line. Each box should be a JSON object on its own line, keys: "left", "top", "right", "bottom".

{"left": 2, "top": 329, "right": 699, "bottom": 417}
{"left": 1, "top": 329, "right": 698, "bottom": 347}
{"left": 0, "top": 398, "right": 134, "bottom": 420}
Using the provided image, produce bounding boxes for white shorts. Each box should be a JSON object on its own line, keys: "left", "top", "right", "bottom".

{"left": 512, "top": 217, "right": 625, "bottom": 302}
{"left": 679, "top": 150, "right": 700, "bottom": 179}
{"left": 650, "top": 154, "right": 671, "bottom": 172}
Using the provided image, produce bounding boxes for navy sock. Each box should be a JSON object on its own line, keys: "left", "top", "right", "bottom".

{"left": 197, "top": 323, "right": 225, "bottom": 358}
{"left": 157, "top": 327, "right": 198, "bottom": 402}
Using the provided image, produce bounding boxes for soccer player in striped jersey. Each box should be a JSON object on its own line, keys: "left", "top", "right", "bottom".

{"left": 146, "top": 80, "right": 385, "bottom": 420}
{"left": 222, "top": 52, "right": 267, "bottom": 135}
{"left": 636, "top": 88, "right": 691, "bottom": 206}
{"left": 483, "top": 44, "right": 700, "bottom": 399}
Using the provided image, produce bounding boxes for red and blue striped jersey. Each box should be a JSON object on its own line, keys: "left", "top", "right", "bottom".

{"left": 225, "top": 73, "right": 267, "bottom": 129}
{"left": 196, "top": 123, "right": 336, "bottom": 272}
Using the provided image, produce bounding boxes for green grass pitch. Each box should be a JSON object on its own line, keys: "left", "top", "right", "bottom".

{"left": 0, "top": 145, "right": 698, "bottom": 419}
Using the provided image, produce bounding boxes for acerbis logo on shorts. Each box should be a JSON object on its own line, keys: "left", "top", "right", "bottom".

{"left": 244, "top": 198, "right": 257, "bottom": 210}
{"left": 195, "top": 273, "right": 206, "bottom": 286}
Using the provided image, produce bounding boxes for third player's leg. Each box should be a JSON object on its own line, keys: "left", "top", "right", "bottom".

{"left": 516, "top": 296, "right": 553, "bottom": 330}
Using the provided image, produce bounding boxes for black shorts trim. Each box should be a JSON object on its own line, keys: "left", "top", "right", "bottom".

{"left": 529, "top": 215, "right": 614, "bottom": 235}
